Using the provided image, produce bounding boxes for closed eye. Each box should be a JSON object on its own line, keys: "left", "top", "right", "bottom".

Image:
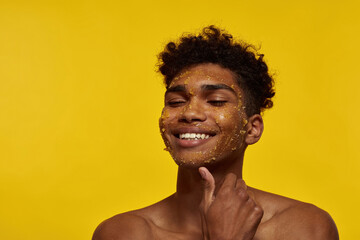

{"left": 208, "top": 100, "right": 227, "bottom": 106}
{"left": 167, "top": 101, "right": 186, "bottom": 107}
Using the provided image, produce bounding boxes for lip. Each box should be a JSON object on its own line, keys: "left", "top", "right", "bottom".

{"left": 175, "top": 137, "right": 213, "bottom": 148}
{"left": 171, "top": 127, "right": 217, "bottom": 148}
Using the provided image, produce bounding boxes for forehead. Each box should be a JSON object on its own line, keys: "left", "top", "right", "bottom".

{"left": 169, "top": 63, "right": 239, "bottom": 88}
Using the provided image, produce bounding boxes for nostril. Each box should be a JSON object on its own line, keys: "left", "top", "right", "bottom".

{"left": 179, "top": 117, "right": 204, "bottom": 123}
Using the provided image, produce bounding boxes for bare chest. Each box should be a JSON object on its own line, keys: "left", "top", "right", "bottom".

{"left": 149, "top": 222, "right": 280, "bottom": 240}
{"left": 151, "top": 226, "right": 202, "bottom": 240}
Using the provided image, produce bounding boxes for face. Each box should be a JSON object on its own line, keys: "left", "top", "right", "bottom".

{"left": 159, "top": 63, "right": 249, "bottom": 168}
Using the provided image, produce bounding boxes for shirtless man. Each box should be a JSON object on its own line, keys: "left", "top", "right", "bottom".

{"left": 93, "top": 26, "right": 339, "bottom": 240}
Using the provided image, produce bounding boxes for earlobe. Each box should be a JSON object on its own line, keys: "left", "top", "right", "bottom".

{"left": 245, "top": 114, "right": 264, "bottom": 145}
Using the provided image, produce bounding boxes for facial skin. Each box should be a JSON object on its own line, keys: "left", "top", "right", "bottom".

{"left": 159, "top": 63, "right": 250, "bottom": 168}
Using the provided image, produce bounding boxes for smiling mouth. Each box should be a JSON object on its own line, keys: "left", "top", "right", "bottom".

{"left": 175, "top": 133, "right": 214, "bottom": 140}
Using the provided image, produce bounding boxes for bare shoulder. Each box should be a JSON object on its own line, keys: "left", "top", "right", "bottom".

{"left": 92, "top": 196, "right": 174, "bottom": 240}
{"left": 277, "top": 202, "right": 339, "bottom": 240}
{"left": 92, "top": 212, "right": 154, "bottom": 240}
{"left": 250, "top": 188, "right": 339, "bottom": 240}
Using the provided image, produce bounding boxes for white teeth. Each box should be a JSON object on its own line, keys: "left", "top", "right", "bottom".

{"left": 179, "top": 133, "right": 211, "bottom": 140}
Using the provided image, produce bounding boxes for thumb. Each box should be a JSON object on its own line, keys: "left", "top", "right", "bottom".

{"left": 199, "top": 167, "right": 215, "bottom": 212}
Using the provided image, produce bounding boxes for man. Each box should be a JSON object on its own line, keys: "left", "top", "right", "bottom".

{"left": 93, "top": 26, "right": 339, "bottom": 240}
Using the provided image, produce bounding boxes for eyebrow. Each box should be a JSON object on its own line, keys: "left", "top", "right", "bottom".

{"left": 201, "top": 84, "right": 236, "bottom": 95}
{"left": 165, "top": 85, "right": 186, "bottom": 94}
{"left": 165, "top": 84, "right": 237, "bottom": 95}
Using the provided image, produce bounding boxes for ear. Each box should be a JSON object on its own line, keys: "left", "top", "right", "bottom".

{"left": 245, "top": 114, "right": 264, "bottom": 145}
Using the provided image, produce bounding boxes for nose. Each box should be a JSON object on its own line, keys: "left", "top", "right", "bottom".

{"left": 180, "top": 100, "right": 207, "bottom": 123}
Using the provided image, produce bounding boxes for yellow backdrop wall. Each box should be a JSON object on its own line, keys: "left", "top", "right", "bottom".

{"left": 0, "top": 0, "right": 359, "bottom": 239}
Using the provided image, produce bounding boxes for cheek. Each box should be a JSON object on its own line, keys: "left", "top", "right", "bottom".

{"left": 214, "top": 110, "right": 247, "bottom": 152}
{"left": 159, "top": 109, "right": 167, "bottom": 132}
{"left": 159, "top": 108, "right": 178, "bottom": 152}
{"left": 159, "top": 108, "right": 169, "bottom": 139}
{"left": 161, "top": 108, "right": 170, "bottom": 120}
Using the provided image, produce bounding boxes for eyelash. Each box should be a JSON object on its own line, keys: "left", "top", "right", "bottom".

{"left": 208, "top": 100, "right": 227, "bottom": 106}
{"left": 168, "top": 101, "right": 186, "bottom": 107}
{"left": 167, "top": 100, "right": 227, "bottom": 107}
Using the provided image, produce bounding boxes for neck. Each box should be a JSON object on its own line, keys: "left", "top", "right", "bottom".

{"left": 172, "top": 152, "right": 245, "bottom": 229}
{"left": 176, "top": 154, "right": 244, "bottom": 198}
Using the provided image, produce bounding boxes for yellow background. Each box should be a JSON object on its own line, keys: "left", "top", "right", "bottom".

{"left": 0, "top": 0, "right": 359, "bottom": 239}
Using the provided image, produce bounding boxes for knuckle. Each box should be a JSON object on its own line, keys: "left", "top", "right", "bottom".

{"left": 253, "top": 205, "right": 264, "bottom": 218}
{"left": 246, "top": 197, "right": 255, "bottom": 207}
{"left": 237, "top": 178, "right": 246, "bottom": 187}
{"left": 237, "top": 188, "right": 249, "bottom": 200}
{"left": 219, "top": 185, "right": 232, "bottom": 195}
{"left": 236, "top": 179, "right": 248, "bottom": 192}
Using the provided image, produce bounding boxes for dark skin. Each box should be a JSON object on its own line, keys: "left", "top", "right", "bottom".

{"left": 93, "top": 63, "right": 339, "bottom": 240}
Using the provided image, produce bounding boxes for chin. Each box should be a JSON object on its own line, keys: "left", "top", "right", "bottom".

{"left": 170, "top": 151, "right": 230, "bottom": 169}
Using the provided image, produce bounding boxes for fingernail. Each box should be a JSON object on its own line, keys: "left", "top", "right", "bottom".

{"left": 199, "top": 169, "right": 206, "bottom": 179}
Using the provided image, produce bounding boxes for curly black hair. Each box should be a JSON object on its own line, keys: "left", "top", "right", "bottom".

{"left": 157, "top": 25, "right": 275, "bottom": 116}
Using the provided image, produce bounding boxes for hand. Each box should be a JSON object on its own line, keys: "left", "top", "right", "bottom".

{"left": 199, "top": 167, "right": 263, "bottom": 240}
